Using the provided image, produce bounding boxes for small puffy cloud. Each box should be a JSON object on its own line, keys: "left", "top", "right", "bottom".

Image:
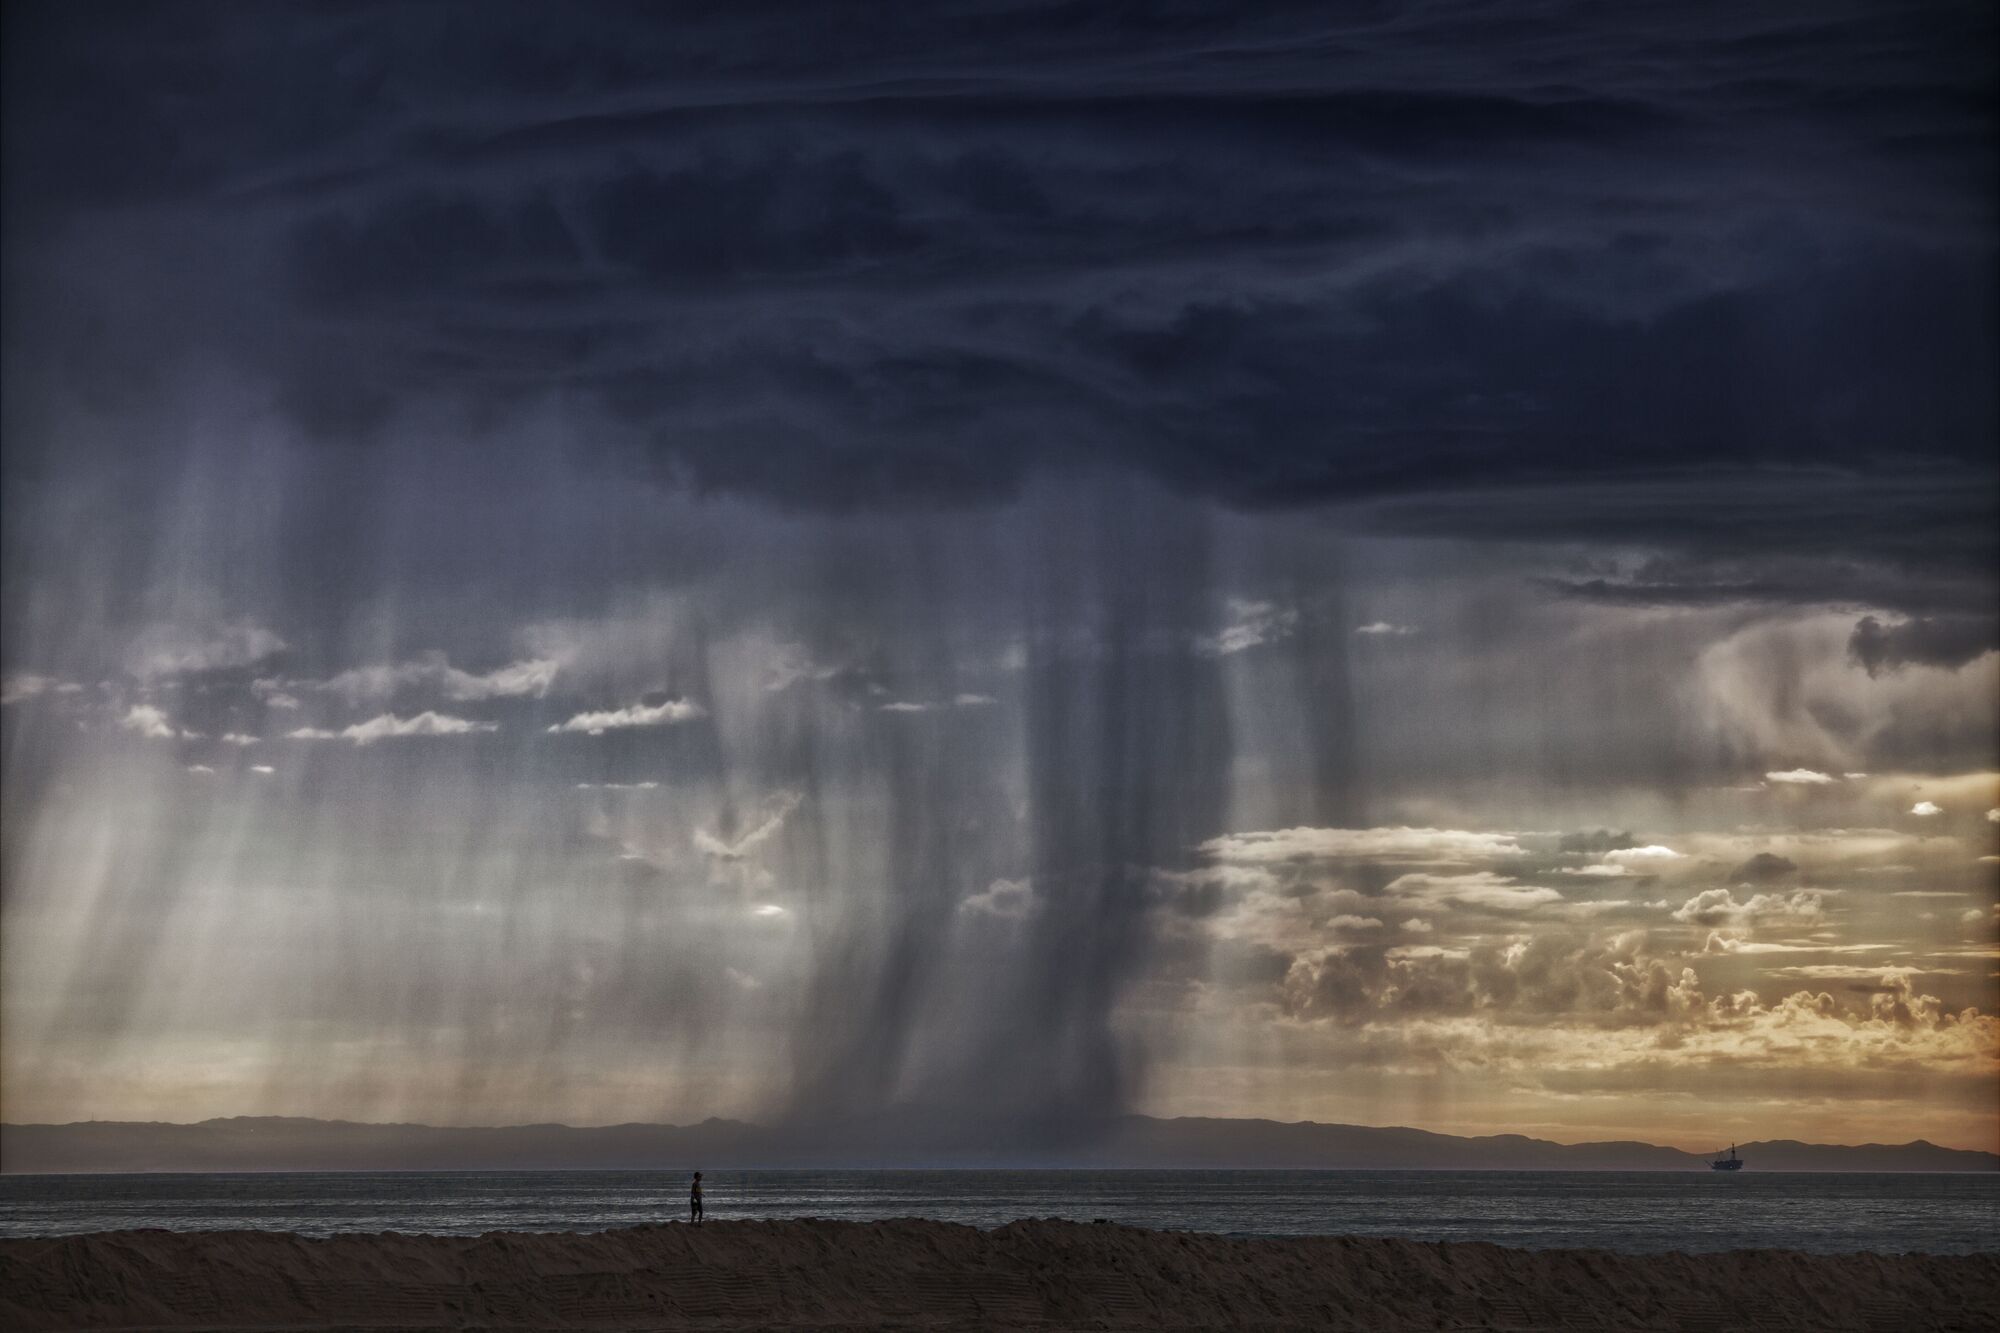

{"left": 1400, "top": 918, "right": 1432, "bottom": 933}
{"left": 250, "top": 764, "right": 275, "bottom": 774}
{"left": 953, "top": 693, "right": 997, "bottom": 706}
{"left": 1765, "top": 768, "right": 1837, "bottom": 785}
{"left": 1199, "top": 599, "right": 1297, "bottom": 657}
{"left": 1328, "top": 915, "right": 1384, "bottom": 932}
{"left": 1558, "top": 845, "right": 1684, "bottom": 877}
{"left": 219, "top": 732, "right": 260, "bottom": 746}
{"left": 576, "top": 781, "right": 660, "bottom": 790}
{"left": 750, "top": 903, "right": 789, "bottom": 919}
{"left": 183, "top": 764, "right": 216, "bottom": 775}
{"left": 961, "top": 877, "right": 1038, "bottom": 921}
{"left": 1965, "top": 908, "right": 1990, "bottom": 926}
{"left": 878, "top": 701, "right": 935, "bottom": 712}
{"left": 1355, "top": 621, "right": 1417, "bottom": 636}
{"left": 1202, "top": 826, "right": 1523, "bottom": 865}
{"left": 1988, "top": 808, "right": 2000, "bottom": 823}
{"left": 128, "top": 622, "right": 285, "bottom": 679}
{"left": 1672, "top": 887, "right": 1824, "bottom": 926}
{"left": 548, "top": 698, "right": 704, "bottom": 734}
{"left": 252, "top": 680, "right": 302, "bottom": 709}
{"left": 290, "top": 711, "right": 498, "bottom": 745}
{"left": 1910, "top": 800, "right": 1944, "bottom": 817}
{"left": 119, "top": 704, "right": 187, "bottom": 739}
{"left": 1605, "top": 845, "right": 1682, "bottom": 866}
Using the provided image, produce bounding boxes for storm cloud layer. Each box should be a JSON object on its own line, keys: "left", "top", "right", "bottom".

{"left": 3, "top": 3, "right": 1996, "bottom": 1149}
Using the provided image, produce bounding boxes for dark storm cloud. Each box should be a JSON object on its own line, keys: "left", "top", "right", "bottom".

{"left": 1847, "top": 614, "right": 1999, "bottom": 675}
{"left": 1560, "top": 829, "right": 1637, "bottom": 856}
{"left": 4, "top": 2, "right": 1997, "bottom": 1142}
{"left": 6, "top": 1, "right": 1994, "bottom": 570}
{"left": 1731, "top": 852, "right": 1800, "bottom": 884}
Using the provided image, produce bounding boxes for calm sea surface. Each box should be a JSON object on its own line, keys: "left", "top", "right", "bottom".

{"left": 2, "top": 1170, "right": 1994, "bottom": 1254}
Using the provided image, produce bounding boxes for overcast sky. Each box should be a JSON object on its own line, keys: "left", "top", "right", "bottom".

{"left": 3, "top": 1, "right": 1995, "bottom": 1151}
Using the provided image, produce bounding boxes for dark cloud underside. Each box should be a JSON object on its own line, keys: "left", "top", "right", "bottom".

{"left": 5, "top": 3, "right": 1993, "bottom": 553}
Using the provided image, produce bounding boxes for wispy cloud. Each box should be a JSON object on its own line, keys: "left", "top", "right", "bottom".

{"left": 880, "top": 693, "right": 997, "bottom": 713}
{"left": 1, "top": 674, "right": 82, "bottom": 705}
{"left": 695, "top": 791, "right": 802, "bottom": 865}
{"left": 547, "top": 699, "right": 704, "bottom": 734}
{"left": 320, "top": 653, "right": 560, "bottom": 703}
{"left": 1386, "top": 871, "right": 1563, "bottom": 912}
{"left": 1198, "top": 599, "right": 1297, "bottom": 657}
{"left": 289, "top": 711, "right": 498, "bottom": 744}
{"left": 127, "top": 622, "right": 285, "bottom": 680}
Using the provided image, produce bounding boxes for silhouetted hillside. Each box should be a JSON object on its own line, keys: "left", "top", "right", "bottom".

{"left": 4, "top": 1115, "right": 1991, "bottom": 1173}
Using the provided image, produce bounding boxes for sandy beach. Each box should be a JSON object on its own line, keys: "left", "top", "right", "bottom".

{"left": 3, "top": 1218, "right": 1994, "bottom": 1331}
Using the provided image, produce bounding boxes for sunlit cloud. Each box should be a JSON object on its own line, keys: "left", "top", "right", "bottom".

{"left": 1671, "top": 888, "right": 1824, "bottom": 926}
{"left": 1385, "top": 871, "right": 1563, "bottom": 912}
{"left": 1203, "top": 826, "right": 1524, "bottom": 865}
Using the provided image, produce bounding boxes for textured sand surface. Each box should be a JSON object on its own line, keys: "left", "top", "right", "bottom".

{"left": 3, "top": 1218, "right": 1995, "bottom": 1331}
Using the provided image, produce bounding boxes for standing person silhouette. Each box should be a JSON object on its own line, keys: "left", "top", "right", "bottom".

{"left": 689, "top": 1171, "right": 703, "bottom": 1225}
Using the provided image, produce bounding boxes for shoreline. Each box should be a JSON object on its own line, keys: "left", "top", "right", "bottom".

{"left": 5, "top": 1219, "right": 1995, "bottom": 1331}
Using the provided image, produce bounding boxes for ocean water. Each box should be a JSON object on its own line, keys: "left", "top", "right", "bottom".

{"left": 2, "top": 1170, "right": 1994, "bottom": 1254}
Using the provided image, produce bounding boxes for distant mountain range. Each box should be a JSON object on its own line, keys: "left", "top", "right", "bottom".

{"left": 3, "top": 1115, "right": 1992, "bottom": 1173}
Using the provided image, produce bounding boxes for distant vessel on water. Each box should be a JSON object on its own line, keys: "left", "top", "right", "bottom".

{"left": 1710, "top": 1144, "right": 1745, "bottom": 1171}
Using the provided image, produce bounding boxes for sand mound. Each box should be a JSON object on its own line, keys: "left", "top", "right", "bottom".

{"left": 3, "top": 1218, "right": 1994, "bottom": 1330}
